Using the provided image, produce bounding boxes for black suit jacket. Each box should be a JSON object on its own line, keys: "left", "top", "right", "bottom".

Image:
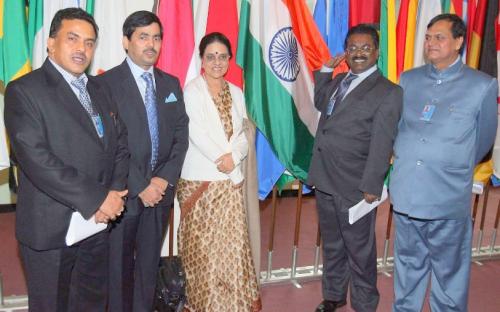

{"left": 98, "top": 61, "right": 189, "bottom": 214}
{"left": 307, "top": 69, "right": 403, "bottom": 204}
{"left": 4, "top": 59, "right": 129, "bottom": 250}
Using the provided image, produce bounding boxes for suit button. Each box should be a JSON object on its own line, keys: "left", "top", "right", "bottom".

{"left": 322, "top": 129, "right": 327, "bottom": 135}
{"left": 416, "top": 160, "right": 423, "bottom": 166}
{"left": 420, "top": 138, "right": 427, "bottom": 143}
{"left": 317, "top": 147, "right": 322, "bottom": 152}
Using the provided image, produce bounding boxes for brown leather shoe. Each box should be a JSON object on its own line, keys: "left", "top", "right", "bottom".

{"left": 315, "top": 299, "right": 347, "bottom": 312}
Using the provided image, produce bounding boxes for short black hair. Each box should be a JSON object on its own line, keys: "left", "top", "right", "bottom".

{"left": 427, "top": 13, "right": 466, "bottom": 53}
{"left": 123, "top": 11, "right": 163, "bottom": 40}
{"left": 199, "top": 32, "right": 233, "bottom": 59}
{"left": 344, "top": 24, "right": 379, "bottom": 50}
{"left": 49, "top": 7, "right": 99, "bottom": 39}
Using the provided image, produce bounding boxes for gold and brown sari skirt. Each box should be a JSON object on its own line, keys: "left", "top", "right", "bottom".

{"left": 177, "top": 179, "right": 261, "bottom": 312}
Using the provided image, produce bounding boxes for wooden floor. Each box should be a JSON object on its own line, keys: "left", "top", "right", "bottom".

{"left": 1, "top": 187, "right": 500, "bottom": 311}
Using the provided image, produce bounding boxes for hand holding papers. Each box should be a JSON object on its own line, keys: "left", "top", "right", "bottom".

{"left": 349, "top": 185, "right": 388, "bottom": 224}
{"left": 65, "top": 212, "right": 107, "bottom": 246}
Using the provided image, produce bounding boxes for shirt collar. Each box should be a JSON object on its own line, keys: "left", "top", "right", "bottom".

{"left": 126, "top": 56, "right": 155, "bottom": 80}
{"left": 49, "top": 57, "right": 88, "bottom": 85}
{"left": 349, "top": 64, "right": 377, "bottom": 79}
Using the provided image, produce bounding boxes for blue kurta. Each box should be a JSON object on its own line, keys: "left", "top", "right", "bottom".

{"left": 390, "top": 60, "right": 498, "bottom": 219}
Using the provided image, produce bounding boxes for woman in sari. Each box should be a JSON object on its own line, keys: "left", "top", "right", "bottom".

{"left": 177, "top": 32, "right": 261, "bottom": 312}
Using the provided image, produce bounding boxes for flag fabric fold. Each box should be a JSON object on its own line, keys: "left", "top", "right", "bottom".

{"left": 237, "top": 0, "right": 329, "bottom": 189}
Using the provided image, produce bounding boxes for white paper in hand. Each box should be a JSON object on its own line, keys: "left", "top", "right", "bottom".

{"left": 349, "top": 185, "right": 388, "bottom": 225}
{"left": 65, "top": 212, "right": 107, "bottom": 246}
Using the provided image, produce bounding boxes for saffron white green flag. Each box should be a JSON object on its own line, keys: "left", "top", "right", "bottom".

{"left": 28, "top": 0, "right": 93, "bottom": 70}
{"left": 237, "top": 0, "right": 327, "bottom": 182}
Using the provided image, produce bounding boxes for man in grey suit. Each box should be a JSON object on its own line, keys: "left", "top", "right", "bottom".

{"left": 308, "top": 24, "right": 403, "bottom": 312}
{"left": 4, "top": 8, "right": 129, "bottom": 311}
{"left": 99, "top": 11, "right": 189, "bottom": 312}
{"left": 390, "top": 14, "right": 497, "bottom": 312}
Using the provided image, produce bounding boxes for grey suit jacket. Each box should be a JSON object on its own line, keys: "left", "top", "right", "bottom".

{"left": 99, "top": 61, "right": 189, "bottom": 214}
{"left": 390, "top": 61, "right": 498, "bottom": 219}
{"left": 307, "top": 69, "right": 403, "bottom": 204}
{"left": 4, "top": 59, "right": 129, "bottom": 250}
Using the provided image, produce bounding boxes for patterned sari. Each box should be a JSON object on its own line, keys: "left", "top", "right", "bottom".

{"left": 177, "top": 81, "right": 261, "bottom": 312}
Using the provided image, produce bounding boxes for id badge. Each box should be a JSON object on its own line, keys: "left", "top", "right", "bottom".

{"left": 92, "top": 116, "right": 104, "bottom": 138}
{"left": 420, "top": 104, "right": 436, "bottom": 122}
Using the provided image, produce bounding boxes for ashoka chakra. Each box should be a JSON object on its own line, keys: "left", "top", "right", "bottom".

{"left": 268, "top": 27, "right": 300, "bottom": 82}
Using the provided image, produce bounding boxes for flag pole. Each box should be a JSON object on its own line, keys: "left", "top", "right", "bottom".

{"left": 266, "top": 186, "right": 279, "bottom": 280}
{"left": 290, "top": 181, "right": 303, "bottom": 288}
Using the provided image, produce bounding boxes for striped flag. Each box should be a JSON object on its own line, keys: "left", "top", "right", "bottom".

{"left": 28, "top": 0, "right": 93, "bottom": 70}
{"left": 467, "top": 0, "right": 487, "bottom": 68}
{"left": 0, "top": 0, "right": 30, "bottom": 169}
{"left": 156, "top": 0, "right": 196, "bottom": 87}
{"left": 379, "top": 0, "right": 397, "bottom": 82}
{"left": 89, "top": 1, "right": 154, "bottom": 75}
{"left": 413, "top": 0, "right": 442, "bottom": 67}
{"left": 396, "top": 0, "right": 418, "bottom": 78}
{"left": 236, "top": 0, "right": 329, "bottom": 184}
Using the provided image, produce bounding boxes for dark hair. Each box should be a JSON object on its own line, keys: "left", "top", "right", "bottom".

{"left": 427, "top": 13, "right": 466, "bottom": 53}
{"left": 123, "top": 11, "right": 163, "bottom": 40}
{"left": 49, "top": 8, "right": 99, "bottom": 39}
{"left": 344, "top": 24, "right": 379, "bottom": 50}
{"left": 199, "top": 32, "right": 233, "bottom": 59}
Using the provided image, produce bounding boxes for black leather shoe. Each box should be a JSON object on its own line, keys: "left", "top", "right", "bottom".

{"left": 315, "top": 299, "right": 347, "bottom": 312}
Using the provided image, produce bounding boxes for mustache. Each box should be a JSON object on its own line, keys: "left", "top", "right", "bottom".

{"left": 72, "top": 52, "right": 87, "bottom": 61}
{"left": 143, "top": 48, "right": 158, "bottom": 55}
{"left": 352, "top": 56, "right": 368, "bottom": 62}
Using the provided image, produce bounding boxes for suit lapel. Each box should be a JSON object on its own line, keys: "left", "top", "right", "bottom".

{"left": 154, "top": 69, "right": 169, "bottom": 147}
{"left": 332, "top": 70, "right": 381, "bottom": 116}
{"left": 44, "top": 60, "right": 104, "bottom": 147}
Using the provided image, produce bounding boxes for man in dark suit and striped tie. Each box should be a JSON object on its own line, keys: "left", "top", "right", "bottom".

{"left": 307, "top": 24, "right": 403, "bottom": 312}
{"left": 99, "top": 11, "right": 189, "bottom": 312}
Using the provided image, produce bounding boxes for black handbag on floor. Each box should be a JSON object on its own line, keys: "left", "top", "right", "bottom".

{"left": 155, "top": 209, "right": 186, "bottom": 312}
{"left": 155, "top": 256, "right": 186, "bottom": 312}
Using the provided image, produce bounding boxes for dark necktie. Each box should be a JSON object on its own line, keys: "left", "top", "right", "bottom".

{"left": 71, "top": 77, "right": 102, "bottom": 137}
{"left": 141, "top": 72, "right": 159, "bottom": 169}
{"left": 326, "top": 73, "right": 358, "bottom": 116}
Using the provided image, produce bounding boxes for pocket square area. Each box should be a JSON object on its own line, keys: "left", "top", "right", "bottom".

{"left": 165, "top": 93, "right": 178, "bottom": 103}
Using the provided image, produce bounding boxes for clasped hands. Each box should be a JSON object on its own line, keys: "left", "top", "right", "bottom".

{"left": 215, "top": 153, "right": 243, "bottom": 188}
{"left": 139, "top": 177, "right": 168, "bottom": 208}
{"left": 94, "top": 189, "right": 128, "bottom": 224}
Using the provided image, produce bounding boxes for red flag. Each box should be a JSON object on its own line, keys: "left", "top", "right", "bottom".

{"left": 156, "top": 0, "right": 195, "bottom": 87}
{"left": 205, "top": 0, "right": 242, "bottom": 87}
{"left": 349, "top": 0, "right": 380, "bottom": 27}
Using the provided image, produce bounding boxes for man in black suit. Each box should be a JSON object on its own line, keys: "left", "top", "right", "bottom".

{"left": 99, "top": 11, "right": 189, "bottom": 312}
{"left": 307, "top": 24, "right": 403, "bottom": 312}
{"left": 4, "top": 8, "right": 129, "bottom": 311}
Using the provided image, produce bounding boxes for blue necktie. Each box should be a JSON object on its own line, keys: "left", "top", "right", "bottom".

{"left": 326, "top": 73, "right": 358, "bottom": 116}
{"left": 71, "top": 77, "right": 102, "bottom": 137}
{"left": 141, "top": 72, "right": 159, "bottom": 169}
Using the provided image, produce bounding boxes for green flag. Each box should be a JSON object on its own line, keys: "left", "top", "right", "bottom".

{"left": 0, "top": 0, "right": 31, "bottom": 87}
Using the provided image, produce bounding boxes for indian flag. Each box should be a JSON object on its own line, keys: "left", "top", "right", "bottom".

{"left": 28, "top": 0, "right": 93, "bottom": 70}
{"left": 236, "top": 0, "right": 329, "bottom": 182}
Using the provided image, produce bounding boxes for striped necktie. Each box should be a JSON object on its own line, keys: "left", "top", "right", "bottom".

{"left": 326, "top": 73, "right": 358, "bottom": 116}
{"left": 141, "top": 72, "right": 159, "bottom": 169}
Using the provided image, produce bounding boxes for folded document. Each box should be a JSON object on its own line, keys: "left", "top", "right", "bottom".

{"left": 348, "top": 185, "right": 388, "bottom": 225}
{"left": 65, "top": 212, "right": 107, "bottom": 246}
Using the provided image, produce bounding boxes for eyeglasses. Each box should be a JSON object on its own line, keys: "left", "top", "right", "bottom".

{"left": 345, "top": 45, "right": 375, "bottom": 54}
{"left": 204, "top": 53, "right": 230, "bottom": 63}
